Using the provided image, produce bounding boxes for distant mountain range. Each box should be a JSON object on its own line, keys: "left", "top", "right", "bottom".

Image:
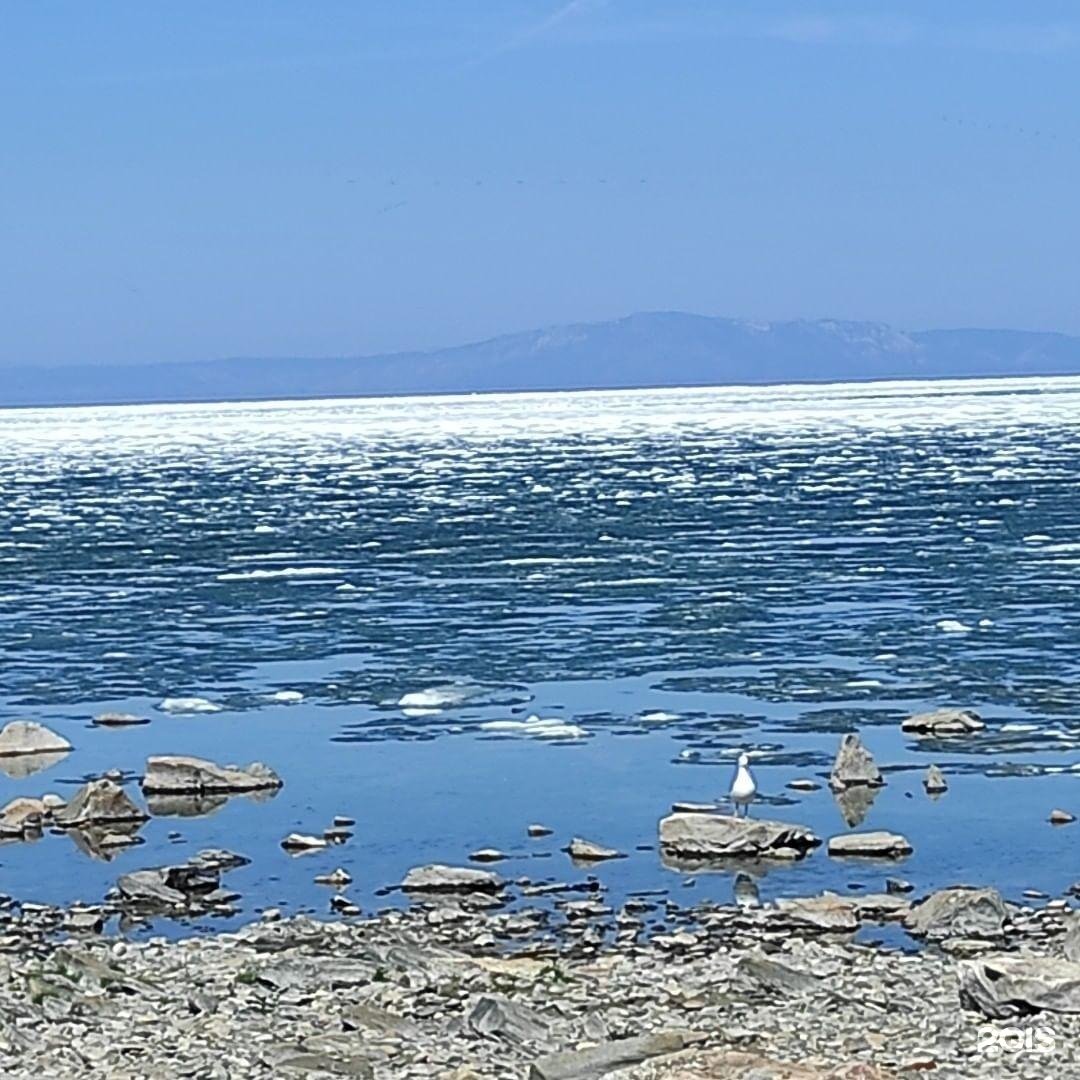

{"left": 5, "top": 312, "right": 1080, "bottom": 408}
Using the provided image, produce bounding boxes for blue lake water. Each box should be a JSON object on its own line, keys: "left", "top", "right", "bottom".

{"left": 2, "top": 377, "right": 1080, "bottom": 936}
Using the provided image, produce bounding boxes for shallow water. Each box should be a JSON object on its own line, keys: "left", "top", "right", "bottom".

{"left": 2, "top": 377, "right": 1080, "bottom": 935}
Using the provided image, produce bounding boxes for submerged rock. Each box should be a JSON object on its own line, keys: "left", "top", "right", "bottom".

{"left": 828, "top": 734, "right": 882, "bottom": 791}
{"left": 54, "top": 779, "right": 148, "bottom": 828}
{"left": 658, "top": 813, "right": 820, "bottom": 860}
{"left": 771, "top": 894, "right": 860, "bottom": 934}
{"left": 904, "top": 886, "right": 1009, "bottom": 940}
{"left": 401, "top": 864, "right": 504, "bottom": 893}
{"left": 565, "top": 837, "right": 623, "bottom": 862}
{"left": 141, "top": 755, "right": 282, "bottom": 794}
{"left": 959, "top": 955, "right": 1080, "bottom": 1018}
{"left": 827, "top": 831, "right": 913, "bottom": 858}
{"left": 0, "top": 720, "right": 71, "bottom": 757}
{"left": 93, "top": 712, "right": 149, "bottom": 727}
{"left": 902, "top": 707, "right": 984, "bottom": 736}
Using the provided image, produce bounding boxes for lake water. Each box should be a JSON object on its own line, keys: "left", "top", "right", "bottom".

{"left": 2, "top": 377, "right": 1080, "bottom": 936}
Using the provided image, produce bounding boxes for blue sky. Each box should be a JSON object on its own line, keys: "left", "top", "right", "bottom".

{"left": 2, "top": 1, "right": 1078, "bottom": 367}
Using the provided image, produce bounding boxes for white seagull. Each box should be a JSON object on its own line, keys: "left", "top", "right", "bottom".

{"left": 729, "top": 752, "right": 757, "bottom": 817}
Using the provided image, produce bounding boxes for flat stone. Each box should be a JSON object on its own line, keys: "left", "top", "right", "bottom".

{"left": 141, "top": 755, "right": 282, "bottom": 794}
{"left": 786, "top": 779, "right": 821, "bottom": 791}
{"left": 281, "top": 833, "right": 328, "bottom": 852}
{"left": 1050, "top": 809, "right": 1076, "bottom": 825}
{"left": 93, "top": 712, "right": 149, "bottom": 727}
{"left": 902, "top": 707, "right": 984, "bottom": 735}
{"left": 467, "top": 994, "right": 551, "bottom": 1045}
{"left": 924, "top": 764, "right": 948, "bottom": 794}
{"left": 565, "top": 837, "right": 623, "bottom": 862}
{"left": 827, "top": 831, "right": 913, "bottom": 858}
{"left": 659, "top": 813, "right": 820, "bottom": 860}
{"left": 736, "top": 951, "right": 820, "bottom": 995}
{"left": 527, "top": 824, "right": 553, "bottom": 837}
{"left": 401, "top": 864, "right": 504, "bottom": 893}
{"left": 469, "top": 848, "right": 508, "bottom": 863}
{"left": 771, "top": 894, "right": 860, "bottom": 934}
{"left": 54, "top": 779, "right": 148, "bottom": 828}
{"left": 0, "top": 720, "right": 72, "bottom": 757}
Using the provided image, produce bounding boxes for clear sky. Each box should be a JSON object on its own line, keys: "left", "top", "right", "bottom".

{"left": 3, "top": 1, "right": 1079, "bottom": 368}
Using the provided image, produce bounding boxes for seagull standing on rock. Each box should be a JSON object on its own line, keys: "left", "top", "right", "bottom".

{"left": 729, "top": 751, "right": 757, "bottom": 817}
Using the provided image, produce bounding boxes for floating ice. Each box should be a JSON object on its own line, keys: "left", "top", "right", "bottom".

{"left": 270, "top": 690, "right": 304, "bottom": 704}
{"left": 216, "top": 567, "right": 345, "bottom": 581}
{"left": 479, "top": 715, "right": 588, "bottom": 739}
{"left": 158, "top": 696, "right": 223, "bottom": 714}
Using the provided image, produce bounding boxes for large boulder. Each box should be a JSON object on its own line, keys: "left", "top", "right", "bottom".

{"left": 904, "top": 886, "right": 1009, "bottom": 940}
{"left": 959, "top": 955, "right": 1080, "bottom": 1018}
{"left": 54, "top": 779, "right": 148, "bottom": 828}
{"left": 902, "top": 708, "right": 984, "bottom": 736}
{"left": 659, "top": 813, "right": 820, "bottom": 860}
{"left": 0, "top": 720, "right": 71, "bottom": 757}
{"left": 400, "top": 864, "right": 504, "bottom": 893}
{"left": 141, "top": 755, "right": 282, "bottom": 794}
{"left": 827, "top": 831, "right": 912, "bottom": 858}
{"left": 828, "top": 734, "right": 883, "bottom": 791}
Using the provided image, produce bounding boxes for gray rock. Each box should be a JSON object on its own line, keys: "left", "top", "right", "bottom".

{"left": 1050, "top": 809, "right": 1076, "bottom": 825}
{"left": 736, "top": 951, "right": 820, "bottom": 995}
{"left": 828, "top": 734, "right": 883, "bottom": 790}
{"left": 341, "top": 1003, "right": 419, "bottom": 1037}
{"left": 565, "top": 837, "right": 623, "bottom": 861}
{"left": 0, "top": 720, "right": 71, "bottom": 757}
{"left": 528, "top": 1031, "right": 701, "bottom": 1080}
{"left": 1063, "top": 918, "right": 1080, "bottom": 962}
{"left": 786, "top": 779, "right": 821, "bottom": 791}
{"left": 924, "top": 764, "right": 948, "bottom": 794}
{"left": 467, "top": 994, "right": 551, "bottom": 1045}
{"left": 469, "top": 848, "right": 507, "bottom": 863}
{"left": 827, "top": 831, "right": 913, "bottom": 858}
{"left": 0, "top": 797, "right": 47, "bottom": 837}
{"left": 92, "top": 712, "right": 149, "bottom": 727}
{"left": 658, "top": 813, "right": 820, "bottom": 860}
{"left": 54, "top": 779, "right": 148, "bottom": 828}
{"left": 527, "top": 823, "right": 553, "bottom": 837}
{"left": 902, "top": 707, "right": 984, "bottom": 735}
{"left": 771, "top": 894, "right": 860, "bottom": 934}
{"left": 904, "top": 886, "right": 1009, "bottom": 940}
{"left": 401, "top": 864, "right": 504, "bottom": 893}
{"left": 141, "top": 755, "right": 282, "bottom": 794}
{"left": 959, "top": 955, "right": 1080, "bottom": 1018}
{"left": 886, "top": 877, "right": 914, "bottom": 894}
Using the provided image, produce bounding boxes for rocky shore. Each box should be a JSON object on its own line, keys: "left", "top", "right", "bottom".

{"left": 3, "top": 866, "right": 1080, "bottom": 1079}
{"left": 3, "top": 714, "right": 1080, "bottom": 1076}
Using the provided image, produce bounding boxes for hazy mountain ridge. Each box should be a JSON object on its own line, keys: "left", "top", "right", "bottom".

{"left": 3, "top": 312, "right": 1080, "bottom": 408}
